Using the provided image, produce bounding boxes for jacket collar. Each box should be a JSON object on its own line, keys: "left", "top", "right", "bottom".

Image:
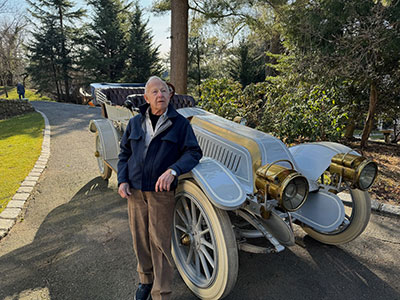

{"left": 139, "top": 103, "right": 178, "bottom": 119}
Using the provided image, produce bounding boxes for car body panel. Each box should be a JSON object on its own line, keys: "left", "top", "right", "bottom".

{"left": 291, "top": 190, "right": 345, "bottom": 233}
{"left": 289, "top": 142, "right": 360, "bottom": 182}
{"left": 188, "top": 157, "right": 247, "bottom": 210}
{"left": 89, "top": 119, "right": 121, "bottom": 161}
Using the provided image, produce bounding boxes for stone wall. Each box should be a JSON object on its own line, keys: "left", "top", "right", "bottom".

{"left": 0, "top": 99, "right": 35, "bottom": 120}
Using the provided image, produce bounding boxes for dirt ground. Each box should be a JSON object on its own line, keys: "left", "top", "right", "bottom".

{"left": 344, "top": 140, "right": 400, "bottom": 206}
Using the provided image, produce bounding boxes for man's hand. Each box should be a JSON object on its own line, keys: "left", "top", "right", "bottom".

{"left": 155, "top": 169, "right": 176, "bottom": 192}
{"left": 118, "top": 182, "right": 131, "bottom": 199}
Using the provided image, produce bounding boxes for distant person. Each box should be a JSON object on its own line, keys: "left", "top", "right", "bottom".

{"left": 17, "top": 82, "right": 25, "bottom": 99}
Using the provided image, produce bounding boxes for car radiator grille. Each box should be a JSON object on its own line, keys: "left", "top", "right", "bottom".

{"left": 197, "top": 135, "right": 241, "bottom": 173}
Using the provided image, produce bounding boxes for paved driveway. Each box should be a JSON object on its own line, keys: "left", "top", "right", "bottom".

{"left": 0, "top": 101, "right": 399, "bottom": 300}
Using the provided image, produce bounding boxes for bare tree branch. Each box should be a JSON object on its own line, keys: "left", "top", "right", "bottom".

{"left": 0, "top": 12, "right": 27, "bottom": 88}
{"left": 0, "top": 0, "right": 8, "bottom": 13}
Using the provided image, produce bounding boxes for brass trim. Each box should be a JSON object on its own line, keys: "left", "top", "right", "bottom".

{"left": 355, "top": 160, "right": 378, "bottom": 190}
{"left": 255, "top": 163, "right": 309, "bottom": 212}
{"left": 278, "top": 173, "right": 309, "bottom": 211}
{"left": 190, "top": 116, "right": 262, "bottom": 188}
{"left": 330, "top": 153, "right": 378, "bottom": 190}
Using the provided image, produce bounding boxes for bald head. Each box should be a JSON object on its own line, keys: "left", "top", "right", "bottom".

{"left": 145, "top": 76, "right": 168, "bottom": 94}
{"left": 144, "top": 76, "right": 171, "bottom": 115}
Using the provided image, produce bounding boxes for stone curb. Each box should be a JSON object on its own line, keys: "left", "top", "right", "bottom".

{"left": 372, "top": 200, "right": 400, "bottom": 216}
{"left": 340, "top": 192, "right": 400, "bottom": 217}
{"left": 0, "top": 109, "right": 50, "bottom": 240}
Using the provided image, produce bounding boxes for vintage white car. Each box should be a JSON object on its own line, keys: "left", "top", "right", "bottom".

{"left": 89, "top": 83, "right": 378, "bottom": 299}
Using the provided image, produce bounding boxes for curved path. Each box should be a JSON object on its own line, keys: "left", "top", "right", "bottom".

{"left": 0, "top": 101, "right": 399, "bottom": 300}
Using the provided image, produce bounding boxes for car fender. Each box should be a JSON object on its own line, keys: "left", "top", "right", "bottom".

{"left": 291, "top": 190, "right": 345, "bottom": 233}
{"left": 89, "top": 119, "right": 121, "bottom": 164}
{"left": 289, "top": 142, "right": 360, "bottom": 182}
{"left": 182, "top": 157, "right": 248, "bottom": 210}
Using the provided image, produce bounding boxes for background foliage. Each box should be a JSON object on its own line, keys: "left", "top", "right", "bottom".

{"left": 1, "top": 0, "right": 399, "bottom": 144}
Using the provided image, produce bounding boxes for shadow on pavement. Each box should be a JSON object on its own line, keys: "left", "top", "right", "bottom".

{"left": 1, "top": 177, "right": 399, "bottom": 300}
{"left": 224, "top": 235, "right": 400, "bottom": 300}
{"left": 0, "top": 177, "right": 137, "bottom": 300}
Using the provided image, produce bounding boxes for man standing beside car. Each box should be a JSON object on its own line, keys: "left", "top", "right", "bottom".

{"left": 117, "top": 76, "right": 202, "bottom": 300}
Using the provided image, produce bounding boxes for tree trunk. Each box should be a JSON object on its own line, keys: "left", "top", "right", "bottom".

{"left": 392, "top": 117, "right": 400, "bottom": 143}
{"left": 265, "top": 30, "right": 281, "bottom": 77}
{"left": 58, "top": 5, "right": 70, "bottom": 102}
{"left": 360, "top": 82, "right": 378, "bottom": 148}
{"left": 196, "top": 37, "right": 201, "bottom": 98}
{"left": 344, "top": 117, "right": 356, "bottom": 140}
{"left": 2, "top": 84, "right": 8, "bottom": 98}
{"left": 51, "top": 59, "right": 61, "bottom": 102}
{"left": 170, "top": 0, "right": 188, "bottom": 94}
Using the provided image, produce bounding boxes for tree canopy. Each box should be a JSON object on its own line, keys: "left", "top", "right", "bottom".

{"left": 26, "top": 0, "right": 85, "bottom": 101}
{"left": 280, "top": 0, "right": 400, "bottom": 146}
{"left": 81, "top": 0, "right": 130, "bottom": 82}
{"left": 122, "top": 1, "right": 163, "bottom": 82}
{"left": 16, "top": 0, "right": 400, "bottom": 146}
{"left": 25, "top": 0, "right": 163, "bottom": 100}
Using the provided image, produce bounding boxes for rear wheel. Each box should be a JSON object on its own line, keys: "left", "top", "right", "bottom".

{"left": 172, "top": 181, "right": 238, "bottom": 299}
{"left": 302, "top": 188, "right": 371, "bottom": 245}
{"left": 95, "top": 132, "right": 112, "bottom": 180}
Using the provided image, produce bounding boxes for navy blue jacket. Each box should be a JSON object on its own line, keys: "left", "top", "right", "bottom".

{"left": 117, "top": 103, "right": 202, "bottom": 191}
{"left": 17, "top": 83, "right": 25, "bottom": 94}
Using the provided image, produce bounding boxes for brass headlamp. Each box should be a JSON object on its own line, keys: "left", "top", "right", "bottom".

{"left": 329, "top": 153, "right": 378, "bottom": 191}
{"left": 255, "top": 160, "right": 309, "bottom": 212}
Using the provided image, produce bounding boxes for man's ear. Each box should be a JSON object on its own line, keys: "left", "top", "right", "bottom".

{"left": 144, "top": 94, "right": 149, "bottom": 103}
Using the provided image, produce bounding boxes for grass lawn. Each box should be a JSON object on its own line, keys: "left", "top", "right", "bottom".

{"left": 354, "top": 129, "right": 385, "bottom": 140}
{"left": 0, "top": 86, "right": 52, "bottom": 101}
{"left": 0, "top": 112, "right": 44, "bottom": 213}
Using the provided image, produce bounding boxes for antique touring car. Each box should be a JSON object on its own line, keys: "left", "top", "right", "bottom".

{"left": 89, "top": 83, "right": 378, "bottom": 299}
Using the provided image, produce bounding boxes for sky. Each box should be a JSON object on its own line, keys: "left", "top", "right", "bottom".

{"left": 137, "top": 0, "right": 171, "bottom": 57}
{"left": 9, "top": 0, "right": 171, "bottom": 57}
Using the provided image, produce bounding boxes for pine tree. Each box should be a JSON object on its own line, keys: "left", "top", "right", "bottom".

{"left": 122, "top": 2, "right": 163, "bottom": 82}
{"left": 27, "top": 18, "right": 63, "bottom": 101}
{"left": 26, "top": 0, "right": 85, "bottom": 102}
{"left": 229, "top": 39, "right": 267, "bottom": 87}
{"left": 81, "top": 0, "right": 130, "bottom": 82}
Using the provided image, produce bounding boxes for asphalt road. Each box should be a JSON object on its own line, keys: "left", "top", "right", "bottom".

{"left": 0, "top": 101, "right": 399, "bottom": 300}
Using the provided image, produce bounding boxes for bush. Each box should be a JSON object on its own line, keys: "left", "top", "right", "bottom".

{"left": 260, "top": 83, "right": 348, "bottom": 143}
{"left": 197, "top": 77, "right": 347, "bottom": 143}
{"left": 198, "top": 78, "right": 242, "bottom": 120}
{"left": 238, "top": 82, "right": 270, "bottom": 129}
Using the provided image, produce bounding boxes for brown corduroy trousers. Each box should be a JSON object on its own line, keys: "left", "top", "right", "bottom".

{"left": 127, "top": 189, "right": 176, "bottom": 300}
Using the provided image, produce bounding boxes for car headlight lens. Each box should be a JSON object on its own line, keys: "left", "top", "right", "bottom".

{"left": 282, "top": 176, "right": 309, "bottom": 211}
{"left": 256, "top": 162, "right": 309, "bottom": 212}
{"left": 330, "top": 153, "right": 378, "bottom": 191}
{"left": 358, "top": 161, "right": 378, "bottom": 190}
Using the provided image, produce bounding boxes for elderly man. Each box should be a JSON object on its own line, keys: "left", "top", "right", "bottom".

{"left": 117, "top": 76, "right": 202, "bottom": 300}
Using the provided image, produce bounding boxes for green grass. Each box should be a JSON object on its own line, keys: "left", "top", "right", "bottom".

{"left": 0, "top": 112, "right": 44, "bottom": 213}
{"left": 354, "top": 129, "right": 385, "bottom": 140}
{"left": 0, "top": 86, "right": 14, "bottom": 95}
{"left": 0, "top": 86, "right": 53, "bottom": 101}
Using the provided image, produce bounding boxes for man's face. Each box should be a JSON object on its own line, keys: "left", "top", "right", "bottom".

{"left": 144, "top": 79, "right": 171, "bottom": 115}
